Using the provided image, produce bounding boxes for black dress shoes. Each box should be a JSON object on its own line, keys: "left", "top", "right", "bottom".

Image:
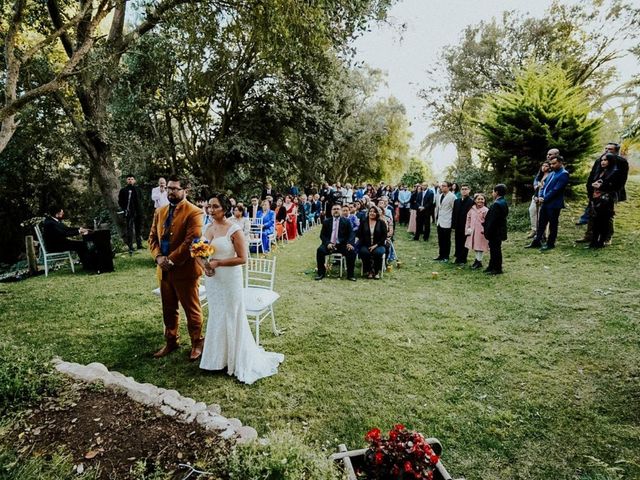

{"left": 314, "top": 274, "right": 325, "bottom": 281}
{"left": 471, "top": 260, "right": 482, "bottom": 269}
{"left": 524, "top": 242, "right": 541, "bottom": 249}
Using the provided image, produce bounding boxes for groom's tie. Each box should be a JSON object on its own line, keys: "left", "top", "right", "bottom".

{"left": 161, "top": 204, "right": 176, "bottom": 256}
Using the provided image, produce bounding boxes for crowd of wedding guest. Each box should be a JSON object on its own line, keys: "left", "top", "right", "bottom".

{"left": 142, "top": 140, "right": 627, "bottom": 282}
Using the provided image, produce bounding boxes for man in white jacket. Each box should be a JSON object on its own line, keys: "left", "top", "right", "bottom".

{"left": 434, "top": 181, "right": 456, "bottom": 262}
{"left": 151, "top": 177, "right": 170, "bottom": 209}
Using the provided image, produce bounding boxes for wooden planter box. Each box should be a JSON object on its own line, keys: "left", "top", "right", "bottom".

{"left": 330, "top": 438, "right": 456, "bottom": 480}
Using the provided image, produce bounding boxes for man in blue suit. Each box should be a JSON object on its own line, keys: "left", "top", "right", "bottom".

{"left": 526, "top": 155, "right": 570, "bottom": 251}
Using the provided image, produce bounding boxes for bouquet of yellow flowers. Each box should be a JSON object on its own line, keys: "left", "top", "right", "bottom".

{"left": 190, "top": 238, "right": 215, "bottom": 258}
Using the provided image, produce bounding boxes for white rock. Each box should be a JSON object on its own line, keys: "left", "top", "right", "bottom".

{"left": 220, "top": 428, "right": 236, "bottom": 440}
{"left": 127, "top": 389, "right": 158, "bottom": 407}
{"left": 86, "top": 362, "right": 109, "bottom": 373}
{"left": 206, "top": 403, "right": 221, "bottom": 414}
{"left": 202, "top": 417, "right": 231, "bottom": 431}
{"left": 192, "top": 402, "right": 207, "bottom": 413}
{"left": 160, "top": 405, "right": 177, "bottom": 417}
{"left": 227, "top": 418, "right": 243, "bottom": 429}
{"left": 236, "top": 426, "right": 258, "bottom": 444}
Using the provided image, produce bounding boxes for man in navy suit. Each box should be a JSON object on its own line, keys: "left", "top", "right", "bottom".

{"left": 484, "top": 184, "right": 509, "bottom": 274}
{"left": 526, "top": 154, "right": 570, "bottom": 251}
{"left": 315, "top": 204, "right": 356, "bottom": 281}
{"left": 413, "top": 185, "right": 434, "bottom": 241}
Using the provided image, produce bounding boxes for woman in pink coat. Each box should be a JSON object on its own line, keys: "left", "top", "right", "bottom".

{"left": 465, "top": 193, "right": 490, "bottom": 270}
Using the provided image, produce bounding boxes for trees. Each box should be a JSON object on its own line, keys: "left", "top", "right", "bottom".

{"left": 421, "top": 0, "right": 640, "bottom": 171}
{"left": 478, "top": 65, "right": 601, "bottom": 200}
{"left": 1, "top": 0, "right": 396, "bottom": 239}
{"left": 399, "top": 157, "right": 432, "bottom": 187}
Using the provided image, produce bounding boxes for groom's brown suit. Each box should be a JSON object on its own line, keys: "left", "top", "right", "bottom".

{"left": 149, "top": 199, "right": 204, "bottom": 348}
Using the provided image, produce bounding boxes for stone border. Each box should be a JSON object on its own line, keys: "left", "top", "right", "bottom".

{"left": 52, "top": 359, "right": 258, "bottom": 444}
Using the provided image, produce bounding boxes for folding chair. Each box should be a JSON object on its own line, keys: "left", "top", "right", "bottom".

{"left": 325, "top": 253, "right": 346, "bottom": 278}
{"left": 34, "top": 224, "right": 76, "bottom": 277}
{"left": 243, "top": 257, "right": 280, "bottom": 345}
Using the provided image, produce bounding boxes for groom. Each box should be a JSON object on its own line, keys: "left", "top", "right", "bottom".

{"left": 148, "top": 175, "right": 205, "bottom": 361}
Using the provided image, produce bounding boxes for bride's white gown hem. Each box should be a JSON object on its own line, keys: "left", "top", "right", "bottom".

{"left": 199, "top": 223, "right": 284, "bottom": 384}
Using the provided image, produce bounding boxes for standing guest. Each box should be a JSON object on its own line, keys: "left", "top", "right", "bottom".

{"left": 433, "top": 182, "right": 456, "bottom": 262}
{"left": 202, "top": 203, "right": 213, "bottom": 234}
{"left": 484, "top": 184, "right": 509, "bottom": 275}
{"left": 148, "top": 175, "right": 204, "bottom": 360}
{"left": 248, "top": 196, "right": 260, "bottom": 220}
{"left": 413, "top": 184, "right": 434, "bottom": 241}
{"left": 526, "top": 154, "right": 569, "bottom": 251}
{"left": 227, "top": 197, "right": 237, "bottom": 218}
{"left": 465, "top": 194, "right": 489, "bottom": 270}
{"left": 577, "top": 142, "right": 629, "bottom": 245}
{"left": 452, "top": 184, "right": 474, "bottom": 265}
{"left": 398, "top": 185, "right": 411, "bottom": 225}
{"left": 344, "top": 183, "right": 354, "bottom": 204}
{"left": 407, "top": 184, "right": 420, "bottom": 234}
{"left": 311, "top": 193, "right": 322, "bottom": 224}
{"left": 430, "top": 182, "right": 440, "bottom": 224}
{"left": 42, "top": 206, "right": 90, "bottom": 268}
{"left": 288, "top": 181, "right": 299, "bottom": 196}
{"left": 256, "top": 199, "right": 275, "bottom": 253}
{"left": 355, "top": 185, "right": 366, "bottom": 201}
{"left": 588, "top": 154, "right": 622, "bottom": 248}
{"left": 528, "top": 160, "right": 552, "bottom": 238}
{"left": 231, "top": 204, "right": 251, "bottom": 238}
{"left": 151, "top": 177, "right": 170, "bottom": 209}
{"left": 315, "top": 204, "right": 357, "bottom": 281}
{"left": 284, "top": 195, "right": 298, "bottom": 241}
{"left": 118, "top": 174, "right": 145, "bottom": 254}
{"left": 356, "top": 206, "right": 388, "bottom": 280}
{"left": 451, "top": 182, "right": 461, "bottom": 200}
{"left": 261, "top": 182, "right": 275, "bottom": 201}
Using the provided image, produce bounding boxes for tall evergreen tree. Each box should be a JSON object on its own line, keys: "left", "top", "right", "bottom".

{"left": 478, "top": 64, "right": 601, "bottom": 200}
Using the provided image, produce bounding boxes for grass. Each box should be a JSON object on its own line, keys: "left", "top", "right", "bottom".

{"left": 1, "top": 179, "right": 639, "bottom": 479}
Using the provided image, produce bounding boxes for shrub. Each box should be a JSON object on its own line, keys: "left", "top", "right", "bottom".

{"left": 226, "top": 430, "right": 340, "bottom": 480}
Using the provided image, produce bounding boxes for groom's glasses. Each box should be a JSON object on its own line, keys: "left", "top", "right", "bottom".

{"left": 167, "top": 186, "right": 183, "bottom": 192}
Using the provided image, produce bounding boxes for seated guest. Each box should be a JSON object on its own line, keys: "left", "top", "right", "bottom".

{"left": 231, "top": 204, "right": 251, "bottom": 237}
{"left": 356, "top": 206, "right": 388, "bottom": 280}
{"left": 42, "top": 206, "right": 90, "bottom": 268}
{"left": 342, "top": 204, "right": 360, "bottom": 232}
{"left": 315, "top": 204, "right": 357, "bottom": 281}
{"left": 275, "top": 197, "right": 287, "bottom": 239}
{"left": 255, "top": 199, "right": 275, "bottom": 253}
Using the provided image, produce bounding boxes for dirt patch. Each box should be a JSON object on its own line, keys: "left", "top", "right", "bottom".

{"left": 7, "top": 383, "right": 232, "bottom": 479}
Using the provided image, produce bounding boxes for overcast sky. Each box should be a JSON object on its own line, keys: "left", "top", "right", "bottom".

{"left": 353, "top": 0, "right": 638, "bottom": 176}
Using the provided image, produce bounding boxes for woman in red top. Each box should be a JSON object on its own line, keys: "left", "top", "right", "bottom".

{"left": 283, "top": 195, "right": 298, "bottom": 240}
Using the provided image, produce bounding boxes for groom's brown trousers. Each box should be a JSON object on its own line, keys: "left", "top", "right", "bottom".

{"left": 160, "top": 272, "right": 203, "bottom": 343}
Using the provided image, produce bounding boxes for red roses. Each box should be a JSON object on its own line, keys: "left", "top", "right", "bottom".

{"left": 360, "top": 424, "right": 440, "bottom": 479}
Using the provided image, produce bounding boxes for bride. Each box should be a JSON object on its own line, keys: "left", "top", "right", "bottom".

{"left": 197, "top": 193, "right": 284, "bottom": 384}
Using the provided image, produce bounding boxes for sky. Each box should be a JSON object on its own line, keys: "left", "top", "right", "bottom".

{"left": 352, "top": 0, "right": 639, "bottom": 177}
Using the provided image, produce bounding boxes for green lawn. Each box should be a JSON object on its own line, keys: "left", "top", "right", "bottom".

{"left": 1, "top": 180, "right": 639, "bottom": 479}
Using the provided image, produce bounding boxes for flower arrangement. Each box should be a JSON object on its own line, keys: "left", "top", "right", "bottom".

{"left": 190, "top": 238, "right": 215, "bottom": 258}
{"left": 359, "top": 424, "right": 440, "bottom": 480}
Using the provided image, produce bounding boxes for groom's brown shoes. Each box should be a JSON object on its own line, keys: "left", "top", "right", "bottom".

{"left": 153, "top": 341, "right": 179, "bottom": 358}
{"left": 189, "top": 338, "right": 204, "bottom": 362}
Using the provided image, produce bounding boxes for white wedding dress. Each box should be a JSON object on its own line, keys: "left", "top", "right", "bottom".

{"left": 200, "top": 223, "right": 284, "bottom": 384}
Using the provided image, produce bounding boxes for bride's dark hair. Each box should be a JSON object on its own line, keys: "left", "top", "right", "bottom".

{"left": 209, "top": 192, "right": 231, "bottom": 214}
